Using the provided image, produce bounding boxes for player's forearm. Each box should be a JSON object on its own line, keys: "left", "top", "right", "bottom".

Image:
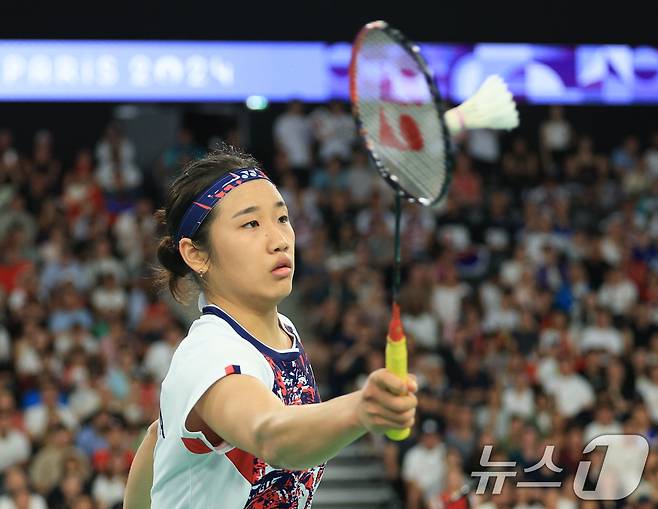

{"left": 124, "top": 421, "right": 158, "bottom": 509}
{"left": 256, "top": 390, "right": 367, "bottom": 470}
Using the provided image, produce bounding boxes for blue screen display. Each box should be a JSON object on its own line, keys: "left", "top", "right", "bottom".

{"left": 0, "top": 40, "right": 656, "bottom": 104}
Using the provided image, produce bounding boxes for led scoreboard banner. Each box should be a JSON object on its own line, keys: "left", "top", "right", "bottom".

{"left": 0, "top": 40, "right": 657, "bottom": 104}
{"left": 0, "top": 41, "right": 328, "bottom": 102}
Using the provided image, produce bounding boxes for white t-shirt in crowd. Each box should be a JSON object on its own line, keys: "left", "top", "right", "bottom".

{"left": 583, "top": 421, "right": 623, "bottom": 444}
{"left": 91, "top": 287, "right": 127, "bottom": 314}
{"left": 273, "top": 113, "right": 312, "bottom": 168}
{"left": 600, "top": 237, "right": 622, "bottom": 266}
{"left": 310, "top": 108, "right": 356, "bottom": 162}
{"left": 95, "top": 161, "right": 142, "bottom": 193}
{"left": 499, "top": 259, "right": 524, "bottom": 287}
{"left": 151, "top": 297, "right": 324, "bottom": 509}
{"left": 544, "top": 374, "right": 594, "bottom": 418}
{"left": 541, "top": 120, "right": 571, "bottom": 151}
{"left": 598, "top": 280, "right": 638, "bottom": 316}
{"left": 92, "top": 475, "right": 126, "bottom": 508}
{"left": 0, "top": 494, "right": 47, "bottom": 509}
{"left": 579, "top": 326, "right": 624, "bottom": 355}
{"left": 345, "top": 167, "right": 376, "bottom": 204}
{"left": 402, "top": 443, "right": 447, "bottom": 501}
{"left": 467, "top": 129, "right": 500, "bottom": 163}
{"left": 637, "top": 377, "right": 658, "bottom": 423}
{"left": 431, "top": 284, "right": 469, "bottom": 326}
{"left": 483, "top": 307, "right": 520, "bottom": 333}
{"left": 502, "top": 387, "right": 535, "bottom": 419}
{"left": 144, "top": 341, "right": 176, "bottom": 383}
{"left": 646, "top": 148, "right": 658, "bottom": 177}
{"left": 96, "top": 139, "right": 136, "bottom": 165}
{"left": 402, "top": 312, "right": 440, "bottom": 350}
{"left": 24, "top": 405, "right": 78, "bottom": 439}
{"left": 0, "top": 429, "right": 31, "bottom": 471}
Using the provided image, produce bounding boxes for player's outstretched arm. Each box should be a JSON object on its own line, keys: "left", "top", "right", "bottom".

{"left": 124, "top": 420, "right": 159, "bottom": 509}
{"left": 195, "top": 368, "right": 417, "bottom": 471}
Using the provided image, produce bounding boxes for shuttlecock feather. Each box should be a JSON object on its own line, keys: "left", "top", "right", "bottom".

{"left": 444, "top": 74, "right": 519, "bottom": 135}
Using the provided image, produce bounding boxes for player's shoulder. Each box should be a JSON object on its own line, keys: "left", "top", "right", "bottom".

{"left": 172, "top": 314, "right": 249, "bottom": 360}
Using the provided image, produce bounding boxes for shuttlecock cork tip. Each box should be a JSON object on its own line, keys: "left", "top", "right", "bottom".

{"left": 388, "top": 303, "right": 405, "bottom": 342}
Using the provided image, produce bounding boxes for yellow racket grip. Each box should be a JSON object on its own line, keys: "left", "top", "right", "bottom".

{"left": 385, "top": 336, "right": 410, "bottom": 441}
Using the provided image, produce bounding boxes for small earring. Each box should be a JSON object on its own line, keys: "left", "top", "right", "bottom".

{"left": 198, "top": 271, "right": 205, "bottom": 279}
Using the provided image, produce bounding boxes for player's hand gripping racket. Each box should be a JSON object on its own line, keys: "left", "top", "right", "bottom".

{"left": 349, "top": 21, "right": 454, "bottom": 441}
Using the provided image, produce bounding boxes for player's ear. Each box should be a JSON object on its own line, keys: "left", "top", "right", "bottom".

{"left": 179, "top": 238, "right": 210, "bottom": 274}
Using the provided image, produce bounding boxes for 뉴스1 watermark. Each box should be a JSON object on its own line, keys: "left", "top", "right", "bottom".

{"left": 471, "top": 434, "right": 649, "bottom": 501}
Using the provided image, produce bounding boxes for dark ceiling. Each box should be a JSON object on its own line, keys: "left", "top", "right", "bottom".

{"left": 3, "top": 1, "right": 658, "bottom": 45}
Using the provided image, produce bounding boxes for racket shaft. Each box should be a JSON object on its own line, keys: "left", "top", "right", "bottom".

{"left": 385, "top": 337, "right": 410, "bottom": 440}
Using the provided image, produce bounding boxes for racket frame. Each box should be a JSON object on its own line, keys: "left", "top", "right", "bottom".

{"left": 348, "top": 19, "right": 454, "bottom": 207}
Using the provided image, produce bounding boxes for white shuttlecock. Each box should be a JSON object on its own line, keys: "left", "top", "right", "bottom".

{"left": 444, "top": 74, "right": 519, "bottom": 135}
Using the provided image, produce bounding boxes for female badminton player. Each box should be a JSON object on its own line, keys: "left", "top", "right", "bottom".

{"left": 123, "top": 146, "right": 417, "bottom": 509}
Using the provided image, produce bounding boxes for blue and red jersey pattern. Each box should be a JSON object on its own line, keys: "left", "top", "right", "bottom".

{"left": 202, "top": 306, "right": 325, "bottom": 509}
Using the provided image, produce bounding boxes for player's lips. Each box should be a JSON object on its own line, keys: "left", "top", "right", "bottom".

{"left": 271, "top": 256, "right": 293, "bottom": 277}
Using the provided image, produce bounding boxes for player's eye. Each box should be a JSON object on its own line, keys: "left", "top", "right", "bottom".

{"left": 242, "top": 220, "right": 259, "bottom": 228}
{"left": 279, "top": 215, "right": 289, "bottom": 224}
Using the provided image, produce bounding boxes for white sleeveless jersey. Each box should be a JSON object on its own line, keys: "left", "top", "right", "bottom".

{"left": 151, "top": 300, "right": 325, "bottom": 509}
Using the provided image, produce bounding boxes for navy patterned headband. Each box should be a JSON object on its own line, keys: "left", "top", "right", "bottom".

{"left": 176, "top": 167, "right": 272, "bottom": 243}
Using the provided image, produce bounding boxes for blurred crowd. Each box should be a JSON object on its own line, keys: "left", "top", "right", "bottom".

{"left": 0, "top": 101, "right": 657, "bottom": 509}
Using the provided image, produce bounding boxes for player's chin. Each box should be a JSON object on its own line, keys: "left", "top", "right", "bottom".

{"left": 266, "top": 276, "right": 293, "bottom": 299}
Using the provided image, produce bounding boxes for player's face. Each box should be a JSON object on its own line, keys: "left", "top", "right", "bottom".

{"left": 209, "top": 179, "right": 295, "bottom": 307}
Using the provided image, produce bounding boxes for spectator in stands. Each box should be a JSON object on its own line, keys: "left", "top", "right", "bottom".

{"left": 273, "top": 100, "right": 313, "bottom": 186}
{"left": 0, "top": 195, "right": 37, "bottom": 249}
{"left": 91, "top": 415, "right": 134, "bottom": 476}
{"left": 47, "top": 473, "right": 89, "bottom": 509}
{"left": 644, "top": 130, "right": 658, "bottom": 178}
{"left": 160, "top": 127, "right": 204, "bottom": 186}
{"left": 583, "top": 401, "right": 622, "bottom": 443}
{"left": 345, "top": 148, "right": 377, "bottom": 207}
{"left": 143, "top": 324, "right": 183, "bottom": 383}
{"left": 310, "top": 99, "right": 356, "bottom": 163}
{"left": 400, "top": 267, "right": 440, "bottom": 351}
{"left": 23, "top": 130, "right": 61, "bottom": 216}
{"left": 91, "top": 451, "right": 126, "bottom": 509}
{"left": 501, "top": 137, "right": 540, "bottom": 196}
{"left": 466, "top": 128, "right": 501, "bottom": 176}
{"left": 0, "top": 396, "right": 30, "bottom": 473}
{"left": 431, "top": 263, "right": 469, "bottom": 339}
{"left": 24, "top": 379, "right": 78, "bottom": 444}
{"left": 450, "top": 153, "right": 483, "bottom": 208}
{"left": 95, "top": 123, "right": 135, "bottom": 169}
{"left": 580, "top": 307, "right": 624, "bottom": 355}
{"left": 62, "top": 150, "right": 104, "bottom": 225}
{"left": 46, "top": 283, "right": 93, "bottom": 333}
{"left": 310, "top": 156, "right": 349, "bottom": 197}
{"left": 28, "top": 423, "right": 89, "bottom": 496}
{"left": 0, "top": 129, "right": 19, "bottom": 173}
{"left": 0, "top": 466, "right": 47, "bottom": 509}
{"left": 539, "top": 105, "right": 573, "bottom": 177}
{"left": 598, "top": 267, "right": 639, "bottom": 317}
{"left": 611, "top": 135, "right": 641, "bottom": 174}
{"left": 501, "top": 371, "right": 535, "bottom": 420}
{"left": 90, "top": 273, "right": 127, "bottom": 320}
{"left": 402, "top": 419, "right": 447, "bottom": 509}
{"left": 544, "top": 355, "right": 594, "bottom": 420}
{"left": 0, "top": 227, "right": 34, "bottom": 296}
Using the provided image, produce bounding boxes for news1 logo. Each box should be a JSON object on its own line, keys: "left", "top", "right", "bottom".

{"left": 471, "top": 435, "right": 649, "bottom": 500}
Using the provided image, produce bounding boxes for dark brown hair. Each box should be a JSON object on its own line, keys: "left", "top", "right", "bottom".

{"left": 154, "top": 144, "right": 259, "bottom": 303}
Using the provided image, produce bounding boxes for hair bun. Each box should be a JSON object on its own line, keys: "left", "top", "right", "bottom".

{"left": 156, "top": 236, "right": 190, "bottom": 278}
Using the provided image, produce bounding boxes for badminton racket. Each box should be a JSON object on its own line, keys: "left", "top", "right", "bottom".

{"left": 349, "top": 20, "right": 453, "bottom": 441}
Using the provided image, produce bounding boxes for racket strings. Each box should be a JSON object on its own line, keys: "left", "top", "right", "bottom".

{"left": 352, "top": 28, "right": 448, "bottom": 204}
